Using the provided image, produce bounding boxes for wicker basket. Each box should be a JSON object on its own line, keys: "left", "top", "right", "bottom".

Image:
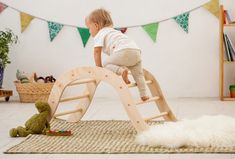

{"left": 14, "top": 81, "right": 54, "bottom": 103}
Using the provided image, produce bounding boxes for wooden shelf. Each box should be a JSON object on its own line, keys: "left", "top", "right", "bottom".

{"left": 224, "top": 61, "right": 235, "bottom": 64}
{"left": 219, "top": 5, "right": 235, "bottom": 101}
{"left": 224, "top": 24, "right": 235, "bottom": 27}
{"left": 222, "top": 97, "right": 235, "bottom": 101}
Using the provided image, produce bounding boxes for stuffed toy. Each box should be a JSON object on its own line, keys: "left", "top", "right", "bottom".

{"left": 16, "top": 69, "right": 29, "bottom": 83}
{"left": 9, "top": 101, "right": 51, "bottom": 137}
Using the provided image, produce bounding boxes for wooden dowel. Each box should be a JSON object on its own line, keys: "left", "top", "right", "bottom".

{"left": 60, "top": 94, "right": 89, "bottom": 102}
{"left": 144, "top": 112, "right": 168, "bottom": 121}
{"left": 135, "top": 96, "right": 159, "bottom": 105}
{"left": 68, "top": 78, "right": 96, "bottom": 86}
{"left": 54, "top": 109, "right": 83, "bottom": 117}
{"left": 128, "top": 80, "right": 152, "bottom": 88}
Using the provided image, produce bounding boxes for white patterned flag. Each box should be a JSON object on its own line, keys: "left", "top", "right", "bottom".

{"left": 48, "top": 22, "right": 64, "bottom": 41}
{"left": 174, "top": 12, "right": 190, "bottom": 33}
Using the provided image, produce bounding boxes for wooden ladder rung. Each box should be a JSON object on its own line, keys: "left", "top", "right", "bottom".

{"left": 68, "top": 78, "right": 96, "bottom": 86}
{"left": 144, "top": 112, "right": 168, "bottom": 121}
{"left": 60, "top": 93, "right": 89, "bottom": 102}
{"left": 54, "top": 109, "right": 83, "bottom": 117}
{"left": 135, "top": 96, "right": 160, "bottom": 105}
{"left": 127, "top": 80, "right": 152, "bottom": 88}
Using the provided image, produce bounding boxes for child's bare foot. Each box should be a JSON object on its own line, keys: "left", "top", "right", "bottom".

{"left": 141, "top": 96, "right": 149, "bottom": 101}
{"left": 122, "top": 69, "right": 131, "bottom": 84}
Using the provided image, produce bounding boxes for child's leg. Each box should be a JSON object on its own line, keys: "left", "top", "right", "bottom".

{"left": 103, "top": 49, "right": 142, "bottom": 84}
{"left": 128, "top": 61, "right": 149, "bottom": 101}
{"left": 104, "top": 64, "right": 130, "bottom": 84}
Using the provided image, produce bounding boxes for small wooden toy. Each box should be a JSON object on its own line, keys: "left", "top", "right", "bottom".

{"left": 46, "top": 130, "right": 72, "bottom": 136}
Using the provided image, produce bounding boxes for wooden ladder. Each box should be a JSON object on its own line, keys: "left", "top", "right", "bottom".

{"left": 47, "top": 67, "right": 176, "bottom": 133}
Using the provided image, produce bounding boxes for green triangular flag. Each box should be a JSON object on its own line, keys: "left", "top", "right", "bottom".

{"left": 48, "top": 22, "right": 63, "bottom": 41}
{"left": 174, "top": 12, "right": 189, "bottom": 33}
{"left": 142, "top": 23, "right": 159, "bottom": 42}
{"left": 77, "top": 27, "right": 90, "bottom": 47}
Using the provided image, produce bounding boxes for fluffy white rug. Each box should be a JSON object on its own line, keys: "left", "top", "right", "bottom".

{"left": 136, "top": 115, "right": 235, "bottom": 148}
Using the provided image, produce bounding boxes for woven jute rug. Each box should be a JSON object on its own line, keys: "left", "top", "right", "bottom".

{"left": 5, "top": 119, "right": 235, "bottom": 154}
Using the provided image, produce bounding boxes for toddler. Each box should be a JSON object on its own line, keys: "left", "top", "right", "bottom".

{"left": 85, "top": 8, "right": 149, "bottom": 101}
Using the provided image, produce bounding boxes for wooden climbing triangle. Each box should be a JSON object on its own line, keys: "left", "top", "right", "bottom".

{"left": 47, "top": 67, "right": 176, "bottom": 133}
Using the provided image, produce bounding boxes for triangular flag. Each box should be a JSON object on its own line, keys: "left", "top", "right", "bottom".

{"left": 0, "top": 2, "right": 7, "bottom": 13}
{"left": 174, "top": 12, "right": 189, "bottom": 33}
{"left": 77, "top": 27, "right": 90, "bottom": 47}
{"left": 142, "top": 23, "right": 159, "bottom": 42}
{"left": 20, "top": 12, "right": 34, "bottom": 33}
{"left": 203, "top": 0, "right": 219, "bottom": 18}
{"left": 116, "top": 28, "right": 128, "bottom": 33}
{"left": 48, "top": 22, "right": 63, "bottom": 41}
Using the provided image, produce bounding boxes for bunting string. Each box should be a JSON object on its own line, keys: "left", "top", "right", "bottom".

{"left": 0, "top": 0, "right": 219, "bottom": 46}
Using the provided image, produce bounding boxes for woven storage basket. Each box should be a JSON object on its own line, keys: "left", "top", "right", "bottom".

{"left": 14, "top": 81, "right": 54, "bottom": 103}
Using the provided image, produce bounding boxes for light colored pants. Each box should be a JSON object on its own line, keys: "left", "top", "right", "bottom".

{"left": 103, "top": 49, "right": 147, "bottom": 97}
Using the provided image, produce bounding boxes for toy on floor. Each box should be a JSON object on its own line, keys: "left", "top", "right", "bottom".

{"left": 9, "top": 101, "right": 51, "bottom": 137}
{"left": 46, "top": 130, "right": 72, "bottom": 136}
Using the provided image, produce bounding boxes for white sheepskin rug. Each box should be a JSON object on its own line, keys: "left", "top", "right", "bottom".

{"left": 136, "top": 115, "right": 235, "bottom": 148}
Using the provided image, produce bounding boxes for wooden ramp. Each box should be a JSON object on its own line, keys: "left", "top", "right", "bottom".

{"left": 48, "top": 67, "right": 176, "bottom": 133}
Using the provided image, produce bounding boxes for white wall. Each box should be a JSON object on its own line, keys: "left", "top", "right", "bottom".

{"left": 0, "top": 0, "right": 235, "bottom": 99}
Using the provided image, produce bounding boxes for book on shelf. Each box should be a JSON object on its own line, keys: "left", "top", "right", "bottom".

{"left": 224, "top": 10, "right": 235, "bottom": 24}
{"left": 223, "top": 33, "right": 231, "bottom": 61}
{"left": 223, "top": 33, "right": 235, "bottom": 61}
{"left": 224, "top": 10, "right": 227, "bottom": 24}
{"left": 224, "top": 10, "right": 231, "bottom": 23}
{"left": 226, "top": 34, "right": 235, "bottom": 53}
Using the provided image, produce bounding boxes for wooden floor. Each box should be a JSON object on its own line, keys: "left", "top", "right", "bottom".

{"left": 0, "top": 97, "right": 235, "bottom": 159}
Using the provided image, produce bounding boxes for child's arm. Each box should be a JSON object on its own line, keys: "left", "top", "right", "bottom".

{"left": 94, "top": 47, "right": 102, "bottom": 67}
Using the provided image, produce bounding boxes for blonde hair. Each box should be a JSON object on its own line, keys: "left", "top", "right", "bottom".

{"left": 87, "top": 8, "right": 113, "bottom": 28}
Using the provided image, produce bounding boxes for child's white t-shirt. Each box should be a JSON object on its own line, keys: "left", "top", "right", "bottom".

{"left": 94, "top": 27, "right": 140, "bottom": 55}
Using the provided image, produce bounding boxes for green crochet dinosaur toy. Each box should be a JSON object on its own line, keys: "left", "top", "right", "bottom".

{"left": 9, "top": 101, "right": 51, "bottom": 137}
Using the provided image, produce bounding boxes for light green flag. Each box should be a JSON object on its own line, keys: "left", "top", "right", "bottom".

{"left": 174, "top": 12, "right": 189, "bottom": 33}
{"left": 77, "top": 27, "right": 90, "bottom": 47}
{"left": 142, "top": 23, "right": 159, "bottom": 42}
{"left": 48, "top": 22, "right": 63, "bottom": 41}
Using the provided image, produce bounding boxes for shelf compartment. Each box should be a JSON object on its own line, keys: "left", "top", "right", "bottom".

{"left": 224, "top": 24, "right": 235, "bottom": 27}
{"left": 222, "top": 96, "right": 235, "bottom": 101}
{"left": 224, "top": 61, "right": 235, "bottom": 64}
